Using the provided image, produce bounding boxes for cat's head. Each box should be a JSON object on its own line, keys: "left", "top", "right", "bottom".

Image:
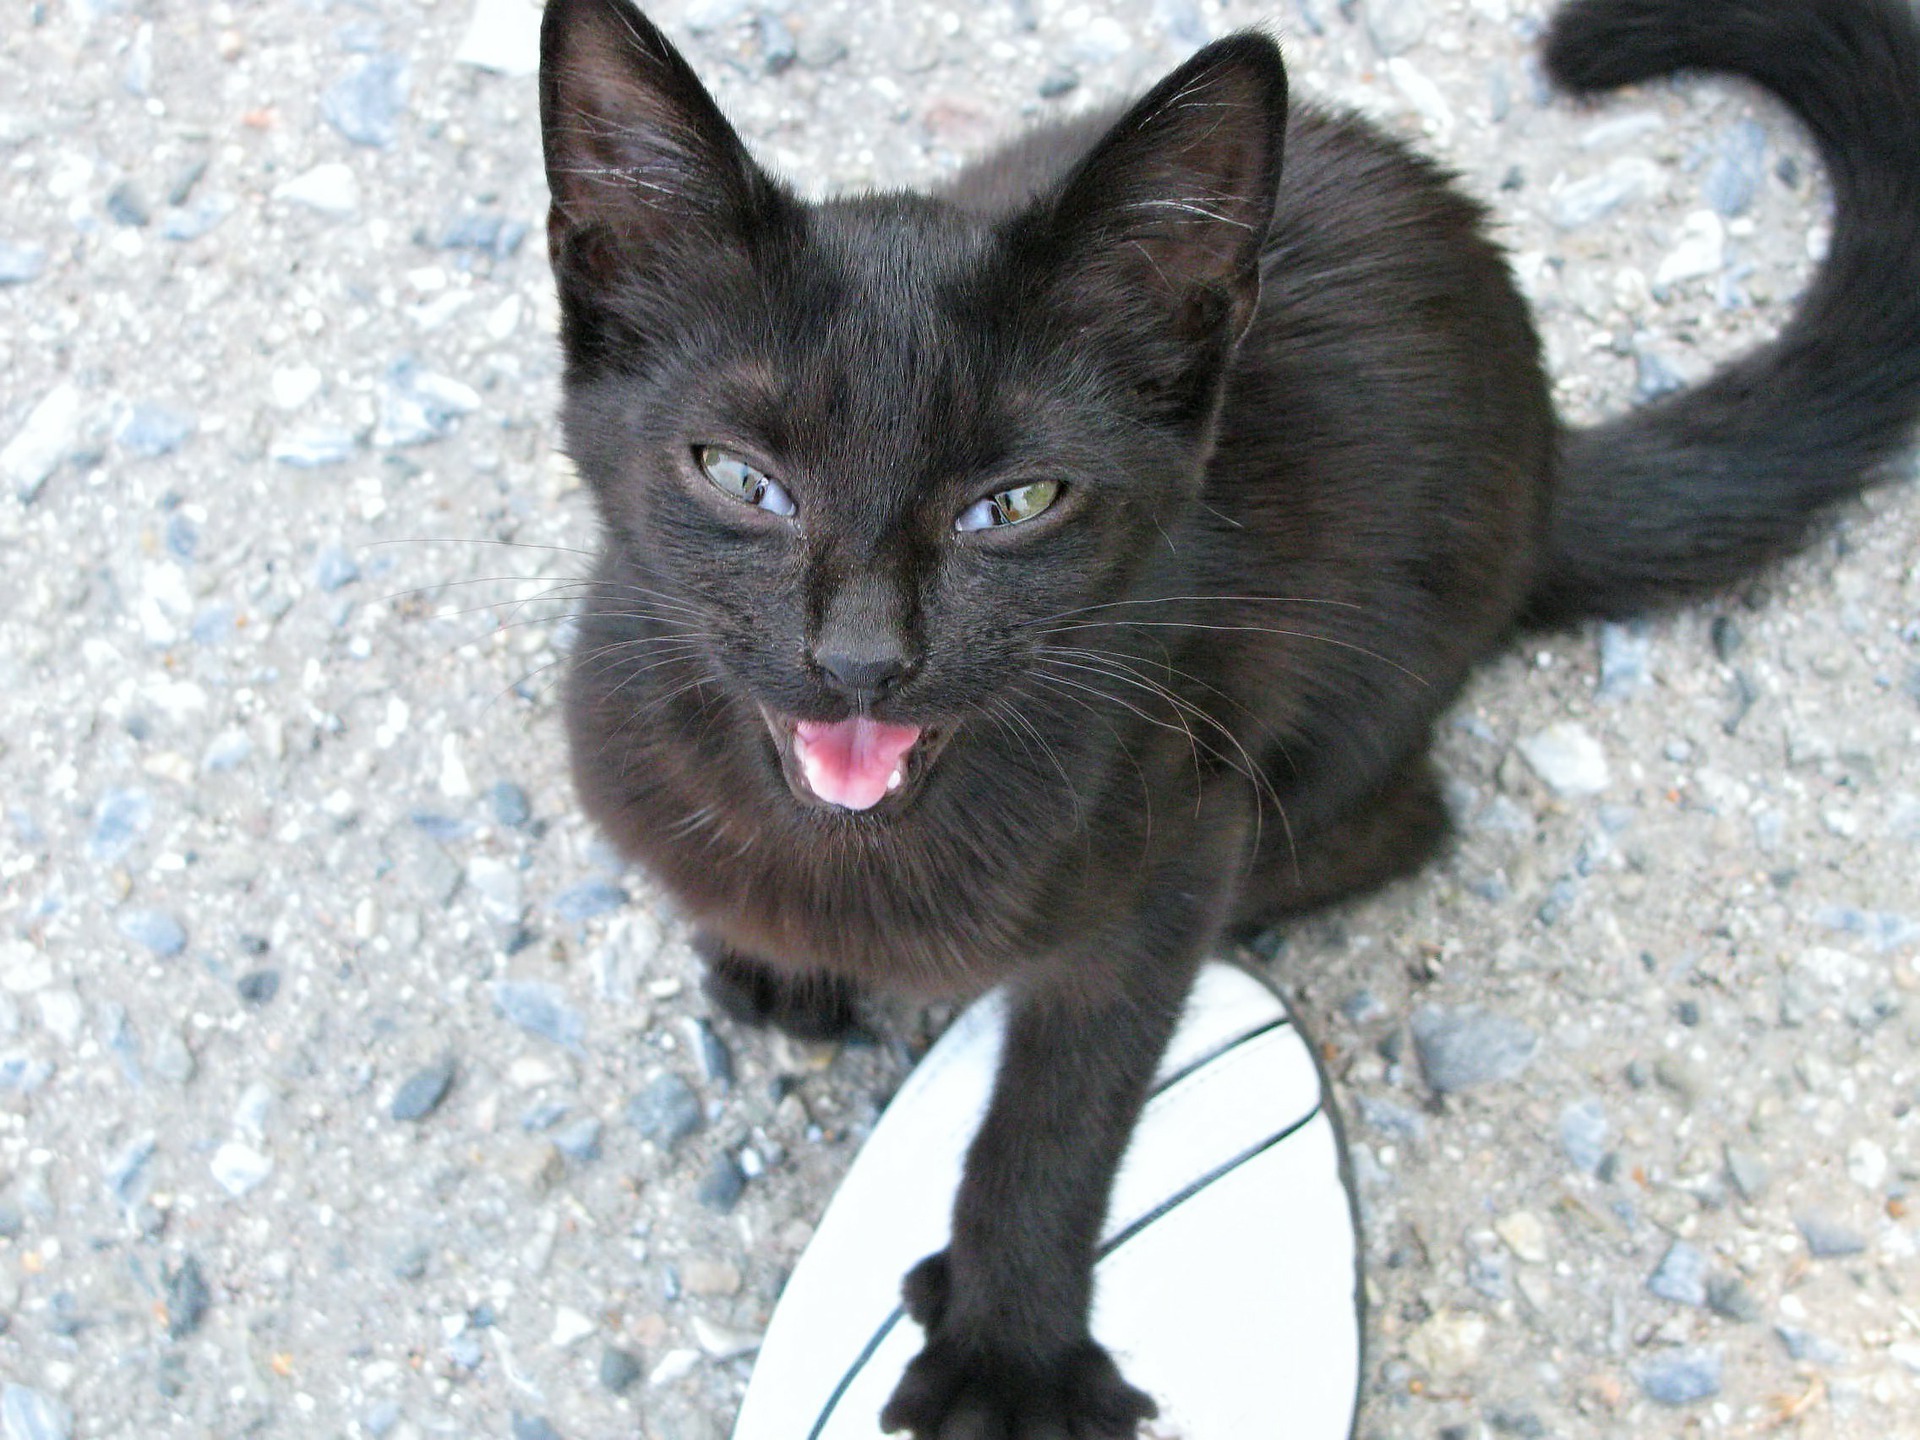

{"left": 541, "top": 0, "right": 1286, "bottom": 816}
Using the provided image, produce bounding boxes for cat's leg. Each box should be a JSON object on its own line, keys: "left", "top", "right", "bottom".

{"left": 1233, "top": 752, "right": 1451, "bottom": 926}
{"left": 694, "top": 932, "right": 867, "bottom": 1043}
{"left": 879, "top": 793, "right": 1244, "bottom": 1439}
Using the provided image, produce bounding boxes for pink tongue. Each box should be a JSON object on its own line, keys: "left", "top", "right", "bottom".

{"left": 793, "top": 717, "right": 922, "bottom": 811}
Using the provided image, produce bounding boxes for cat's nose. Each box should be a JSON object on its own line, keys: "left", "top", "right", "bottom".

{"left": 812, "top": 641, "right": 915, "bottom": 702}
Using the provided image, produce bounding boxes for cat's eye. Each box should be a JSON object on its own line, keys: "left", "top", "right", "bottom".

{"left": 696, "top": 445, "right": 796, "bottom": 518}
{"left": 955, "top": 480, "right": 1063, "bottom": 533}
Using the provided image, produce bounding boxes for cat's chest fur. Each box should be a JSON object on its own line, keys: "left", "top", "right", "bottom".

{"left": 561, "top": 101, "right": 1555, "bottom": 989}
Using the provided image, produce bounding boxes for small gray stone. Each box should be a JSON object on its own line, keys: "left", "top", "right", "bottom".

{"left": 433, "top": 212, "right": 528, "bottom": 261}
{"left": 599, "top": 1345, "right": 644, "bottom": 1394}
{"left": 164, "top": 1255, "right": 211, "bottom": 1339}
{"left": 149, "top": 1027, "right": 195, "bottom": 1086}
{"left": 410, "top": 812, "right": 472, "bottom": 843}
{"left": 444, "top": 1332, "right": 483, "bottom": 1369}
{"left": 1777, "top": 1325, "right": 1848, "bottom": 1366}
{"left": 466, "top": 856, "right": 525, "bottom": 927}
{"left": 0, "top": 1056, "right": 52, "bottom": 1095}
{"left": 1365, "top": 0, "right": 1428, "bottom": 56}
{"left": 116, "top": 909, "right": 186, "bottom": 958}
{"left": 117, "top": 404, "right": 194, "bottom": 458}
{"left": 104, "top": 1133, "right": 155, "bottom": 1207}
{"left": 166, "top": 158, "right": 208, "bottom": 208}
{"left": 1557, "top": 1098, "right": 1608, "bottom": 1174}
{"left": 391, "top": 1057, "right": 456, "bottom": 1122}
{"left": 374, "top": 359, "right": 479, "bottom": 448}
{"left": 202, "top": 729, "right": 252, "bottom": 772}
{"left": 1634, "top": 346, "right": 1693, "bottom": 402}
{"left": 1411, "top": 1005, "right": 1537, "bottom": 1093}
{"left": 1796, "top": 1214, "right": 1867, "bottom": 1258}
{"left": 553, "top": 1114, "right": 603, "bottom": 1162}
{"left": 0, "top": 242, "right": 48, "bottom": 286}
{"left": 1812, "top": 905, "right": 1920, "bottom": 953}
{"left": 1551, "top": 158, "right": 1661, "bottom": 229}
{"left": 697, "top": 1152, "right": 747, "bottom": 1213}
{"left": 1597, "top": 622, "right": 1651, "bottom": 696}
{"left": 164, "top": 511, "right": 198, "bottom": 560}
{"left": 492, "top": 981, "right": 585, "bottom": 1048}
{"left": 1634, "top": 1348, "right": 1722, "bottom": 1405}
{"left": 510, "top": 1414, "right": 561, "bottom": 1440}
{"left": 236, "top": 969, "right": 279, "bottom": 1006}
{"left": 1038, "top": 68, "right": 1079, "bottom": 99}
{"left": 3, "top": 382, "right": 83, "bottom": 503}
{"left": 1704, "top": 120, "right": 1767, "bottom": 217}
{"left": 105, "top": 181, "right": 150, "bottom": 227}
{"left": 274, "top": 163, "right": 359, "bottom": 218}
{"left": 390, "top": 1242, "right": 430, "bottom": 1281}
{"left": 209, "top": 1141, "right": 273, "bottom": 1197}
{"left": 270, "top": 427, "right": 356, "bottom": 467}
{"left": 1648, "top": 1240, "right": 1709, "bottom": 1307}
{"left": 312, "top": 545, "right": 360, "bottom": 592}
{"left": 628, "top": 1074, "right": 703, "bottom": 1148}
{"left": 489, "top": 781, "right": 533, "bottom": 829}
{"left": 1153, "top": 0, "right": 1209, "bottom": 46}
{"left": 1517, "top": 722, "right": 1610, "bottom": 796}
{"left": 89, "top": 788, "right": 153, "bottom": 862}
{"left": 162, "top": 194, "right": 234, "bottom": 241}
{"left": 757, "top": 12, "right": 797, "bottom": 72}
{"left": 1357, "top": 1094, "right": 1426, "bottom": 1140}
{"left": 321, "top": 53, "right": 411, "bottom": 147}
{"left": 1, "top": 1384, "right": 73, "bottom": 1440}
{"left": 552, "top": 879, "right": 628, "bottom": 922}
{"left": 691, "top": 1018, "right": 734, "bottom": 1087}
{"left": 1706, "top": 1274, "right": 1761, "bottom": 1323}
{"left": 1486, "top": 1411, "right": 1545, "bottom": 1438}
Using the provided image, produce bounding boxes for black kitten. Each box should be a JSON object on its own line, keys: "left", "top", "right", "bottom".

{"left": 537, "top": 0, "right": 1920, "bottom": 1433}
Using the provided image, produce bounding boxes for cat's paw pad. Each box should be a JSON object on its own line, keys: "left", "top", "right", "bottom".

{"left": 879, "top": 1332, "right": 1156, "bottom": 1439}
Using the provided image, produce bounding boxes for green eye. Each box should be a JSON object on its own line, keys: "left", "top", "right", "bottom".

{"left": 696, "top": 445, "right": 796, "bottom": 517}
{"left": 956, "top": 479, "right": 1062, "bottom": 532}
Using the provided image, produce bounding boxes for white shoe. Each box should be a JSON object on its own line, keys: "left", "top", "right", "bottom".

{"left": 732, "top": 961, "right": 1363, "bottom": 1439}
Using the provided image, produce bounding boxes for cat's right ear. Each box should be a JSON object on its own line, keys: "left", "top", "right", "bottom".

{"left": 539, "top": 0, "right": 779, "bottom": 291}
{"left": 1018, "top": 34, "right": 1288, "bottom": 373}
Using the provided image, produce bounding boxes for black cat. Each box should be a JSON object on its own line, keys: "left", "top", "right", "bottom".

{"left": 536, "top": 0, "right": 1920, "bottom": 1433}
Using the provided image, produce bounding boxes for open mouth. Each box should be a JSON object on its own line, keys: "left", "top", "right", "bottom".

{"left": 759, "top": 707, "right": 949, "bottom": 813}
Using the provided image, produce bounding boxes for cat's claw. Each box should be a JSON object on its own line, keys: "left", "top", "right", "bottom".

{"left": 883, "top": 1255, "right": 1155, "bottom": 1440}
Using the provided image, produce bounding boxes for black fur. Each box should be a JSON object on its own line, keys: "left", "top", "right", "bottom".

{"left": 537, "top": 1, "right": 1920, "bottom": 1434}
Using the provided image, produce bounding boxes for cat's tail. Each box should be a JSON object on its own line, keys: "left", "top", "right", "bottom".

{"left": 1525, "top": 0, "right": 1920, "bottom": 624}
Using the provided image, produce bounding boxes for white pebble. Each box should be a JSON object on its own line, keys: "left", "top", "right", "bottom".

{"left": 1518, "top": 722, "right": 1610, "bottom": 796}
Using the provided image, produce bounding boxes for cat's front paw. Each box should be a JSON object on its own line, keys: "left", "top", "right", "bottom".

{"left": 879, "top": 1323, "right": 1156, "bottom": 1439}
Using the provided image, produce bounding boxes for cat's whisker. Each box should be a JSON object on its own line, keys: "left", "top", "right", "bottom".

{"left": 1024, "top": 674, "right": 1158, "bottom": 857}
{"left": 1025, "top": 594, "right": 1367, "bottom": 627}
{"left": 1039, "top": 645, "right": 1284, "bottom": 793}
{"left": 1030, "top": 662, "right": 1210, "bottom": 818}
{"left": 1042, "top": 619, "right": 1430, "bottom": 688}
{"left": 1036, "top": 647, "right": 1288, "bottom": 862}
{"left": 368, "top": 536, "right": 601, "bottom": 562}
{"left": 976, "top": 692, "right": 1082, "bottom": 819}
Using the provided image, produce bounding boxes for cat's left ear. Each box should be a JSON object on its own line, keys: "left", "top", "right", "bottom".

{"left": 1025, "top": 34, "right": 1287, "bottom": 349}
{"left": 539, "top": 0, "right": 781, "bottom": 289}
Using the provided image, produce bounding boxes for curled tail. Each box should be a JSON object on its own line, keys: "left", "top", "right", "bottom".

{"left": 1526, "top": 0, "right": 1920, "bottom": 624}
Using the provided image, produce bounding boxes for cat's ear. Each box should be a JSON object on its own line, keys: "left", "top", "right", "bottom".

{"left": 539, "top": 0, "right": 779, "bottom": 288}
{"left": 1027, "top": 34, "right": 1287, "bottom": 349}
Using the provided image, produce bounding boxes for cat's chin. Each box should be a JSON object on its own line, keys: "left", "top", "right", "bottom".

{"left": 756, "top": 704, "right": 951, "bottom": 816}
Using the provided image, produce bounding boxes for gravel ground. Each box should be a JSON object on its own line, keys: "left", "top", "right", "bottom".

{"left": 2, "top": 1, "right": 1918, "bottom": 1437}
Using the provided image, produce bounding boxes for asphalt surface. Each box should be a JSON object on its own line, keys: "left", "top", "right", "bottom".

{"left": 1, "top": 1, "right": 1917, "bottom": 1437}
